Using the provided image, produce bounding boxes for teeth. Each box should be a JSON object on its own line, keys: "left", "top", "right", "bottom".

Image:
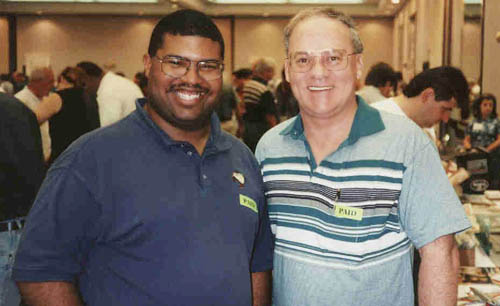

{"left": 177, "top": 92, "right": 202, "bottom": 100}
{"left": 308, "top": 86, "right": 332, "bottom": 91}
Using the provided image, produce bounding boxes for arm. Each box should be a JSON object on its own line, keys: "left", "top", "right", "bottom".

{"left": 251, "top": 271, "right": 271, "bottom": 306}
{"left": 486, "top": 134, "right": 500, "bottom": 152}
{"left": 18, "top": 282, "right": 83, "bottom": 306}
{"left": 418, "top": 234, "right": 459, "bottom": 306}
{"left": 463, "top": 135, "right": 471, "bottom": 149}
{"left": 35, "top": 92, "right": 62, "bottom": 124}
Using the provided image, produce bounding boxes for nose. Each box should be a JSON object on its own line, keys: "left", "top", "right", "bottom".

{"left": 182, "top": 62, "right": 203, "bottom": 83}
{"left": 309, "top": 56, "right": 328, "bottom": 78}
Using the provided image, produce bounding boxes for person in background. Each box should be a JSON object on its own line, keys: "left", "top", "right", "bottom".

{"left": 275, "top": 68, "right": 299, "bottom": 121}
{"left": 393, "top": 71, "right": 406, "bottom": 96}
{"left": 14, "top": 9, "right": 273, "bottom": 306}
{"left": 77, "top": 61, "right": 143, "bottom": 127}
{"left": 15, "top": 67, "right": 62, "bottom": 162}
{"left": 464, "top": 94, "right": 500, "bottom": 188}
{"left": 356, "top": 61, "right": 396, "bottom": 104}
{"left": 372, "top": 66, "right": 468, "bottom": 144}
{"left": 242, "top": 57, "right": 279, "bottom": 152}
{"left": 256, "top": 7, "right": 470, "bottom": 305}
{"left": 49, "top": 66, "right": 100, "bottom": 164}
{"left": 0, "top": 74, "right": 14, "bottom": 95}
{"left": 215, "top": 68, "right": 252, "bottom": 136}
{"left": 0, "top": 93, "right": 46, "bottom": 306}
{"left": 134, "top": 71, "right": 148, "bottom": 96}
{"left": 11, "top": 71, "right": 27, "bottom": 94}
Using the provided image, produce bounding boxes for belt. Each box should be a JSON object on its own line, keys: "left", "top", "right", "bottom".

{"left": 0, "top": 219, "right": 25, "bottom": 232}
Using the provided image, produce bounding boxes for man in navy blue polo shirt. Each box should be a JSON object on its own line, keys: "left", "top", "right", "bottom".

{"left": 13, "top": 9, "right": 273, "bottom": 306}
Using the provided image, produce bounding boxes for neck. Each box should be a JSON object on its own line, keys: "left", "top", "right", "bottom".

{"left": 394, "top": 95, "right": 422, "bottom": 127}
{"left": 302, "top": 98, "right": 358, "bottom": 164}
{"left": 145, "top": 104, "right": 211, "bottom": 156}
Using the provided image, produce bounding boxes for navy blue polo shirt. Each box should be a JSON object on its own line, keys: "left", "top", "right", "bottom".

{"left": 13, "top": 99, "right": 274, "bottom": 306}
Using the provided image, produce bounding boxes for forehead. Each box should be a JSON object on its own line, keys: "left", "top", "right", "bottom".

{"left": 481, "top": 99, "right": 494, "bottom": 105}
{"left": 159, "top": 34, "right": 222, "bottom": 60}
{"left": 289, "top": 16, "right": 353, "bottom": 53}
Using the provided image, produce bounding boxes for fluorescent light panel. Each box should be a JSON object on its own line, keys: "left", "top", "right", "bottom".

{"left": 4, "top": 0, "right": 157, "bottom": 2}
{"left": 209, "top": 0, "right": 364, "bottom": 3}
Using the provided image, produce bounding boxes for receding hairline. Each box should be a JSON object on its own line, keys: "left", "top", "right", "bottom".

{"left": 284, "top": 8, "right": 364, "bottom": 55}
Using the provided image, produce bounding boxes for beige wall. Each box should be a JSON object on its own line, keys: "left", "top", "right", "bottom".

{"left": 233, "top": 18, "right": 288, "bottom": 75}
{"left": 0, "top": 17, "right": 9, "bottom": 74}
{"left": 462, "top": 19, "right": 481, "bottom": 82}
{"left": 16, "top": 15, "right": 232, "bottom": 81}
{"left": 234, "top": 17, "right": 393, "bottom": 83}
{"left": 357, "top": 18, "right": 394, "bottom": 83}
{"left": 482, "top": 0, "right": 500, "bottom": 104}
{"left": 16, "top": 15, "right": 392, "bottom": 84}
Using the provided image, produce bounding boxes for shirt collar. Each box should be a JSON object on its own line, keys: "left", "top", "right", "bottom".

{"left": 134, "top": 98, "right": 232, "bottom": 153}
{"left": 280, "top": 95, "right": 385, "bottom": 145}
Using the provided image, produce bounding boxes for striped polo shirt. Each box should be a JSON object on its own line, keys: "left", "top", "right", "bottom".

{"left": 255, "top": 97, "right": 470, "bottom": 305}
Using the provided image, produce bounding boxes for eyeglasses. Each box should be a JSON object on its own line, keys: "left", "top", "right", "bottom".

{"left": 287, "top": 49, "right": 358, "bottom": 73}
{"left": 154, "top": 55, "right": 224, "bottom": 81}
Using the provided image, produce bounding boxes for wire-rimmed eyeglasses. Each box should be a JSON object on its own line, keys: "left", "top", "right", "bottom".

{"left": 287, "top": 49, "right": 359, "bottom": 73}
{"left": 154, "top": 55, "right": 224, "bottom": 81}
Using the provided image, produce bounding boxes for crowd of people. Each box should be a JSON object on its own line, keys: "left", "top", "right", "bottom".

{"left": 0, "top": 6, "right": 494, "bottom": 306}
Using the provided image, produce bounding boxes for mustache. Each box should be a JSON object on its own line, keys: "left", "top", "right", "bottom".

{"left": 167, "top": 83, "right": 209, "bottom": 93}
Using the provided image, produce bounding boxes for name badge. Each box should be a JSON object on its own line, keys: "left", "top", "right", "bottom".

{"left": 334, "top": 205, "right": 363, "bottom": 221}
{"left": 240, "top": 194, "right": 258, "bottom": 213}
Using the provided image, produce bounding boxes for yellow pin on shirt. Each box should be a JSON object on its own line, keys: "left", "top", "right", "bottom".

{"left": 333, "top": 189, "right": 363, "bottom": 221}
{"left": 334, "top": 205, "right": 363, "bottom": 221}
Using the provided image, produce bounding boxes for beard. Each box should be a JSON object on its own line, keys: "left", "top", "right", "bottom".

{"left": 147, "top": 83, "right": 220, "bottom": 132}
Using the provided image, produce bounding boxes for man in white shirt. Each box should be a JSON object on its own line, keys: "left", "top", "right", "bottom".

{"left": 15, "top": 67, "right": 62, "bottom": 161}
{"left": 356, "top": 62, "right": 395, "bottom": 104}
{"left": 372, "top": 66, "right": 469, "bottom": 142}
{"left": 77, "top": 61, "right": 144, "bottom": 127}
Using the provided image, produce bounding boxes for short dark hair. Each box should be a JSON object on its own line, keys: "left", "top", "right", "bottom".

{"left": 472, "top": 94, "right": 497, "bottom": 119}
{"left": 403, "top": 66, "right": 469, "bottom": 118}
{"left": 365, "top": 62, "right": 395, "bottom": 88}
{"left": 76, "top": 61, "right": 103, "bottom": 78}
{"left": 232, "top": 68, "right": 252, "bottom": 80}
{"left": 148, "top": 9, "right": 225, "bottom": 59}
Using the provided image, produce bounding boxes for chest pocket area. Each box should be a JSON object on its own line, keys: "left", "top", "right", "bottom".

{"left": 352, "top": 187, "right": 402, "bottom": 243}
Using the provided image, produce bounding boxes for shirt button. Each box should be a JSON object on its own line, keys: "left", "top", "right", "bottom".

{"left": 202, "top": 174, "right": 207, "bottom": 180}
{"left": 187, "top": 151, "right": 192, "bottom": 156}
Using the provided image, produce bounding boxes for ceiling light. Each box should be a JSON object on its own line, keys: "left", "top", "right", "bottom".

{"left": 391, "top": 0, "right": 399, "bottom": 4}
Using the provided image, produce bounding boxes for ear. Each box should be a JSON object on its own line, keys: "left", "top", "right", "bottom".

{"left": 143, "top": 54, "right": 152, "bottom": 78}
{"left": 284, "top": 59, "right": 291, "bottom": 83}
{"left": 355, "top": 54, "right": 363, "bottom": 79}
{"left": 421, "top": 87, "right": 435, "bottom": 104}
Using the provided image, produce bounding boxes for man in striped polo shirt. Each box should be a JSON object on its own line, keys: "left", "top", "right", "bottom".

{"left": 255, "top": 7, "right": 470, "bottom": 306}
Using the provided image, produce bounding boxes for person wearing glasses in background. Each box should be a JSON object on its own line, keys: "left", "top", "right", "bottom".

{"left": 13, "top": 9, "right": 273, "bottom": 306}
{"left": 255, "top": 8, "right": 470, "bottom": 305}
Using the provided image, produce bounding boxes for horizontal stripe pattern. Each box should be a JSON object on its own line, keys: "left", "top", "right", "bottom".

{"left": 261, "top": 157, "right": 408, "bottom": 268}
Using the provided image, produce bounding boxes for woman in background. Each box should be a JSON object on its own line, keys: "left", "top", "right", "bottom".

{"left": 464, "top": 94, "right": 500, "bottom": 188}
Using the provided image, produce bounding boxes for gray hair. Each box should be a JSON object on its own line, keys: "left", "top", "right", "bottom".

{"left": 252, "top": 57, "right": 276, "bottom": 75}
{"left": 30, "top": 67, "right": 52, "bottom": 82}
{"left": 284, "top": 7, "right": 364, "bottom": 55}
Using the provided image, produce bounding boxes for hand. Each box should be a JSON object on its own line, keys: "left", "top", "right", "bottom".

{"left": 35, "top": 92, "right": 62, "bottom": 123}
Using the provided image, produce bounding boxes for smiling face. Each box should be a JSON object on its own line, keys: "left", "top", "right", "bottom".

{"left": 144, "top": 34, "right": 222, "bottom": 132}
{"left": 285, "top": 16, "right": 363, "bottom": 121}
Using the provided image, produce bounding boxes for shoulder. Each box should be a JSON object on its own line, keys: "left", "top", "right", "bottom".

{"left": 0, "top": 93, "right": 36, "bottom": 124}
{"left": 101, "top": 72, "right": 143, "bottom": 97}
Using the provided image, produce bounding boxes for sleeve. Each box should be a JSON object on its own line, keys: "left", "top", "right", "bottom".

{"left": 249, "top": 157, "right": 274, "bottom": 273}
{"left": 13, "top": 167, "right": 101, "bottom": 282}
{"left": 398, "top": 141, "right": 471, "bottom": 249}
